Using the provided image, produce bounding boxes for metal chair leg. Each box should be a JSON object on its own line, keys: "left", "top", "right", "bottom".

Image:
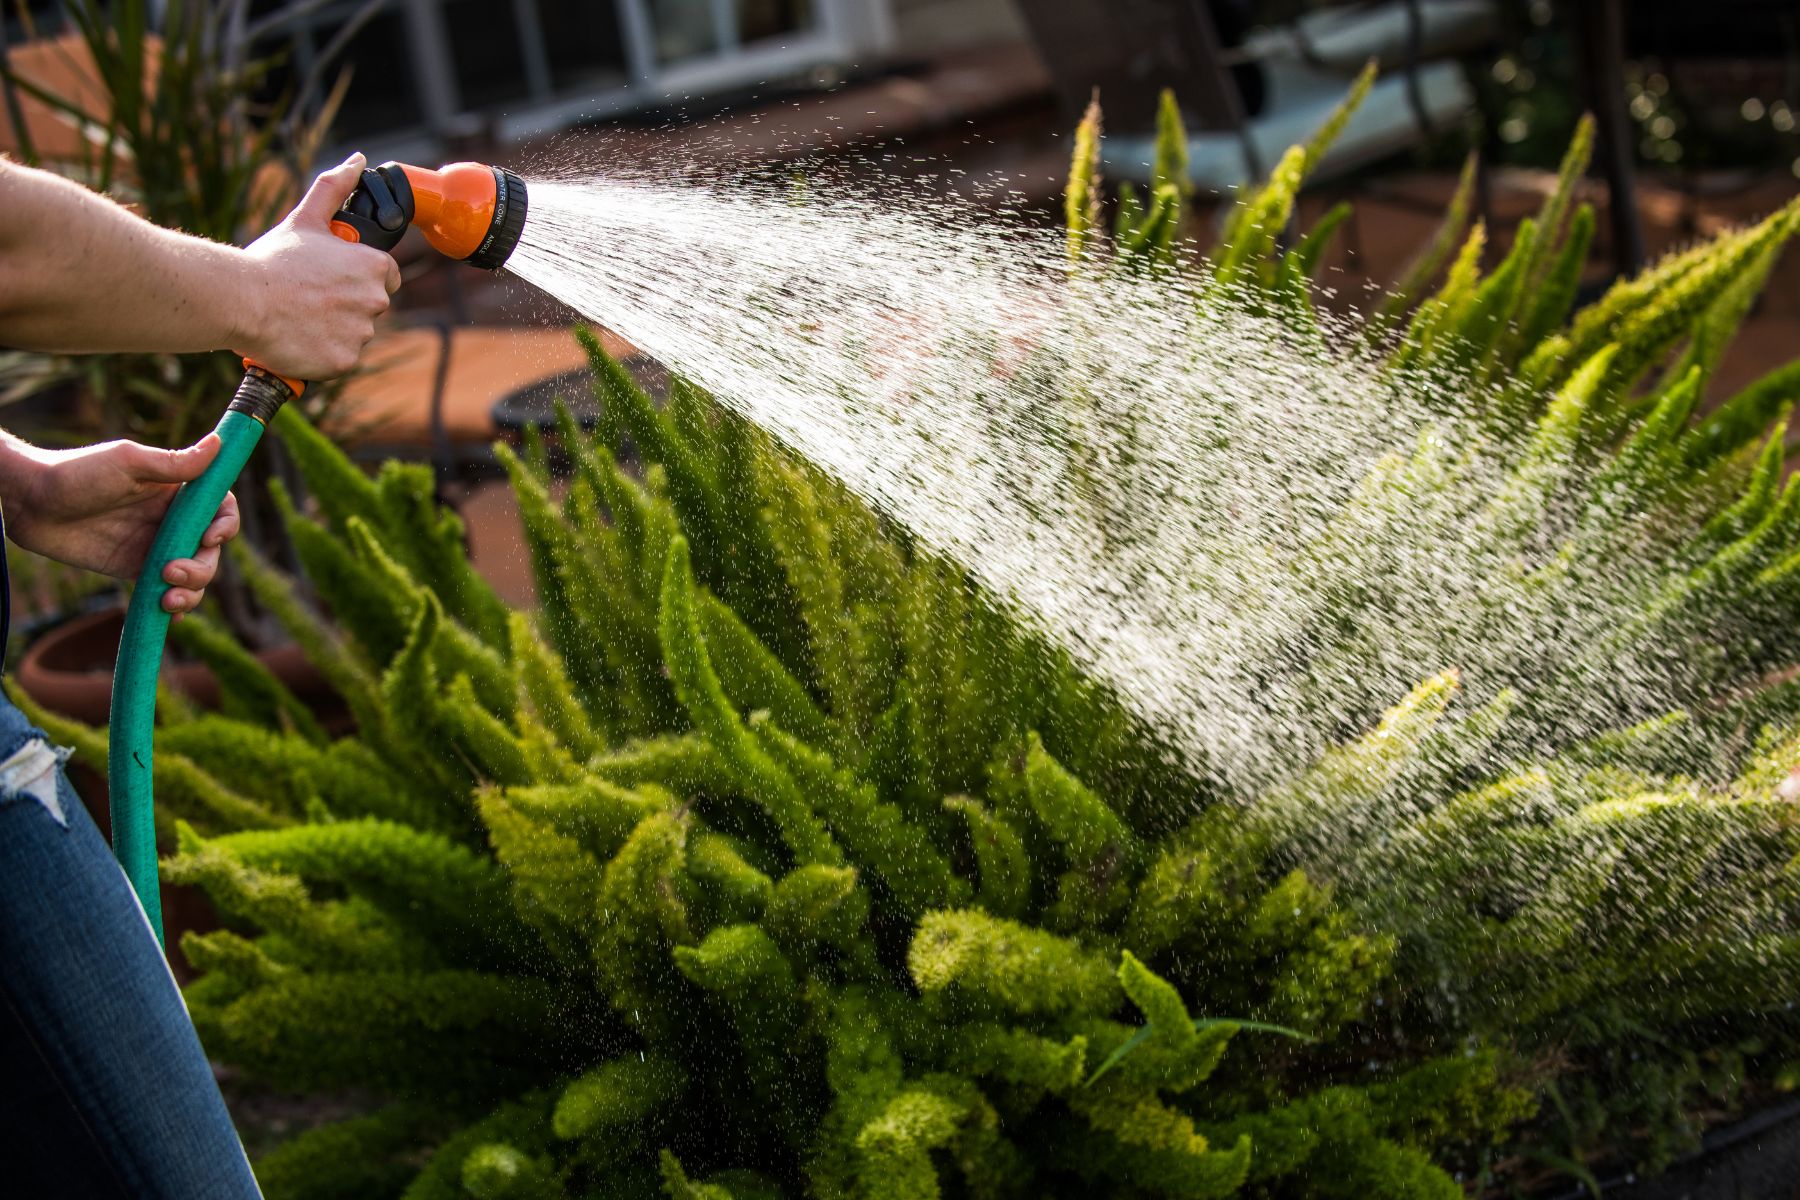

{"left": 1576, "top": 0, "right": 1646, "bottom": 277}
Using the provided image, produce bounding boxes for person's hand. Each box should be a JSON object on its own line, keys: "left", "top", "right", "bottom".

{"left": 233, "top": 153, "right": 402, "bottom": 380}
{"left": 3, "top": 436, "right": 240, "bottom": 614}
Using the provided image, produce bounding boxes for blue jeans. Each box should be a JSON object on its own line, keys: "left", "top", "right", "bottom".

{"left": 0, "top": 693, "right": 262, "bottom": 1197}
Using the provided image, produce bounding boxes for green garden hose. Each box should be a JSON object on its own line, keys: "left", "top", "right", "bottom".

{"left": 108, "top": 370, "right": 294, "bottom": 943}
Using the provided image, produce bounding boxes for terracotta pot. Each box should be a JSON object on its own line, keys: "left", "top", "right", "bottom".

{"left": 15, "top": 603, "right": 335, "bottom": 726}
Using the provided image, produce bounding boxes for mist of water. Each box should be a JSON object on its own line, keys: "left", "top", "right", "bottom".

{"left": 503, "top": 173, "right": 1724, "bottom": 807}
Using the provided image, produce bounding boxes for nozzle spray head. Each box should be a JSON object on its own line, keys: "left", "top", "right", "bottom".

{"left": 332, "top": 160, "right": 528, "bottom": 269}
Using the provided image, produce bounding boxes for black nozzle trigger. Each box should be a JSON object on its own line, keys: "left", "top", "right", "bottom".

{"left": 334, "top": 166, "right": 413, "bottom": 252}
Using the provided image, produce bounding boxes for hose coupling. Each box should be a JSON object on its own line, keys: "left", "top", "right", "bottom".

{"left": 228, "top": 365, "right": 300, "bottom": 426}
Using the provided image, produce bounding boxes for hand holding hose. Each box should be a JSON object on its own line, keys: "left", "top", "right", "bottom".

{"left": 1, "top": 147, "right": 529, "bottom": 939}
{"left": 0, "top": 434, "right": 239, "bottom": 614}
{"left": 109, "top": 155, "right": 530, "bottom": 942}
{"left": 2, "top": 158, "right": 398, "bottom": 609}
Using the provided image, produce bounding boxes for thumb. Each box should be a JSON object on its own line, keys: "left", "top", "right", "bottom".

{"left": 290, "top": 152, "right": 367, "bottom": 227}
{"left": 131, "top": 433, "right": 222, "bottom": 484}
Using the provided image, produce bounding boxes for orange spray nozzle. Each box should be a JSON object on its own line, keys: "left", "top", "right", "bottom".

{"left": 330, "top": 160, "right": 528, "bottom": 269}
{"left": 247, "top": 159, "right": 527, "bottom": 397}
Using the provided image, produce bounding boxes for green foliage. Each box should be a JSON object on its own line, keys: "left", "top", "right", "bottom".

{"left": 1064, "top": 95, "right": 1103, "bottom": 263}
{"left": 48, "top": 66, "right": 1794, "bottom": 1200}
{"left": 254, "top": 1104, "right": 439, "bottom": 1200}
{"left": 169, "top": 614, "right": 328, "bottom": 744}
{"left": 1097, "top": 87, "right": 1193, "bottom": 272}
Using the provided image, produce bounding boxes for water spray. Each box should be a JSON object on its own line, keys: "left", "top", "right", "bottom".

{"left": 107, "top": 160, "right": 529, "bottom": 941}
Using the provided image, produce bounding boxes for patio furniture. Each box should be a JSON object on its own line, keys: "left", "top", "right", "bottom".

{"left": 490, "top": 355, "right": 668, "bottom": 437}
{"left": 1014, "top": 0, "right": 1499, "bottom": 193}
{"left": 1568, "top": 0, "right": 1800, "bottom": 279}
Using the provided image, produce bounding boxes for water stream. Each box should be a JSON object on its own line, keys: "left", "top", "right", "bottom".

{"left": 503, "top": 173, "right": 1714, "bottom": 805}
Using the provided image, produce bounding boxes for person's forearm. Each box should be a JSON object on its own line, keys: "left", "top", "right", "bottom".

{"left": 0, "top": 157, "right": 266, "bottom": 357}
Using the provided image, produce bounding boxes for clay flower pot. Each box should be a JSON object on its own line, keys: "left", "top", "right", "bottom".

{"left": 16, "top": 603, "right": 331, "bottom": 726}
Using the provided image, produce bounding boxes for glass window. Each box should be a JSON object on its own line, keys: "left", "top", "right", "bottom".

{"left": 226, "top": 0, "right": 860, "bottom": 145}
{"left": 737, "top": 0, "right": 812, "bottom": 46}
{"left": 539, "top": 0, "right": 629, "bottom": 94}
{"left": 320, "top": 6, "right": 427, "bottom": 140}
{"left": 649, "top": 0, "right": 719, "bottom": 65}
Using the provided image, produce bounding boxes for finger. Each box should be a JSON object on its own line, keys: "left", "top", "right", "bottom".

{"left": 163, "top": 544, "right": 220, "bottom": 590}
{"left": 292, "top": 152, "right": 367, "bottom": 226}
{"left": 130, "top": 433, "right": 221, "bottom": 484}
{"left": 384, "top": 255, "right": 402, "bottom": 296}
{"left": 161, "top": 586, "right": 203, "bottom": 613}
{"left": 201, "top": 493, "right": 241, "bottom": 548}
